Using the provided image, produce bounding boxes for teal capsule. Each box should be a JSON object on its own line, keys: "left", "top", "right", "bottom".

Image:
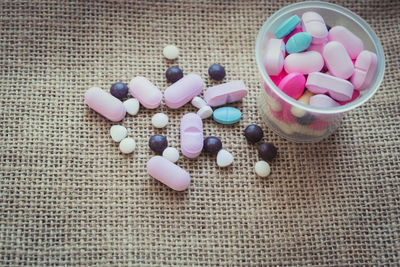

{"left": 274, "top": 15, "right": 301, "bottom": 39}
{"left": 213, "top": 107, "right": 242, "bottom": 124}
{"left": 286, "top": 32, "right": 312, "bottom": 54}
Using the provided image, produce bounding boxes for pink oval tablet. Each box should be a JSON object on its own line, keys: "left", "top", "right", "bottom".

{"left": 309, "top": 94, "right": 340, "bottom": 108}
{"left": 164, "top": 74, "right": 203, "bottom": 109}
{"left": 328, "top": 26, "right": 364, "bottom": 59}
{"left": 204, "top": 80, "right": 247, "bottom": 107}
{"left": 84, "top": 87, "right": 126, "bottom": 122}
{"left": 351, "top": 50, "right": 378, "bottom": 91}
{"left": 263, "top": 38, "right": 285, "bottom": 76}
{"left": 284, "top": 51, "right": 324, "bottom": 74}
{"left": 147, "top": 156, "right": 190, "bottom": 191}
{"left": 323, "top": 41, "right": 354, "bottom": 79}
{"left": 301, "top": 11, "right": 328, "bottom": 44}
{"left": 269, "top": 70, "right": 288, "bottom": 86}
{"left": 180, "top": 113, "right": 203, "bottom": 158}
{"left": 129, "top": 77, "right": 162, "bottom": 109}
{"left": 278, "top": 72, "right": 305, "bottom": 100}
{"left": 306, "top": 72, "right": 354, "bottom": 101}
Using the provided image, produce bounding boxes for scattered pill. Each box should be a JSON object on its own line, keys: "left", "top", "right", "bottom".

{"left": 216, "top": 149, "right": 234, "bottom": 167}
{"left": 255, "top": 160, "right": 271, "bottom": 177}
{"left": 119, "top": 138, "right": 136, "bottom": 154}
{"left": 274, "top": 15, "right": 301, "bottom": 39}
{"left": 162, "top": 147, "right": 180, "bottom": 163}
{"left": 285, "top": 32, "right": 312, "bottom": 54}
{"left": 163, "top": 45, "right": 179, "bottom": 60}
{"left": 284, "top": 51, "right": 324, "bottom": 74}
{"left": 328, "top": 26, "right": 363, "bottom": 59}
{"left": 264, "top": 38, "right": 285, "bottom": 76}
{"left": 149, "top": 134, "right": 168, "bottom": 154}
{"left": 85, "top": 87, "right": 126, "bottom": 122}
{"left": 301, "top": 11, "right": 328, "bottom": 44}
{"left": 208, "top": 64, "right": 226, "bottom": 81}
{"left": 323, "top": 41, "right": 354, "bottom": 79}
{"left": 110, "top": 125, "right": 128, "bottom": 142}
{"left": 203, "top": 136, "right": 223, "bottom": 154}
{"left": 123, "top": 98, "right": 140, "bottom": 116}
{"left": 213, "top": 107, "right": 242, "bottom": 124}
{"left": 151, "top": 113, "right": 169, "bottom": 128}
{"left": 129, "top": 77, "right": 162, "bottom": 109}
{"left": 164, "top": 73, "right": 203, "bottom": 109}
{"left": 147, "top": 156, "right": 190, "bottom": 191}
{"left": 197, "top": 106, "right": 213, "bottom": 119}
{"left": 166, "top": 66, "right": 184, "bottom": 83}
{"left": 191, "top": 96, "right": 208, "bottom": 109}
{"left": 278, "top": 72, "right": 306, "bottom": 100}
{"left": 204, "top": 80, "right": 248, "bottom": 107}
{"left": 351, "top": 50, "right": 378, "bottom": 91}
{"left": 306, "top": 72, "right": 354, "bottom": 101}
{"left": 244, "top": 124, "right": 264, "bottom": 143}
{"left": 258, "top": 143, "right": 277, "bottom": 161}
{"left": 110, "top": 82, "right": 129, "bottom": 100}
{"left": 309, "top": 94, "right": 340, "bottom": 108}
{"left": 180, "top": 113, "right": 203, "bottom": 158}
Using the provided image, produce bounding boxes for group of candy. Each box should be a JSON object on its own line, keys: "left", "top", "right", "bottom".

{"left": 263, "top": 11, "right": 378, "bottom": 129}
{"left": 84, "top": 45, "right": 269, "bottom": 191}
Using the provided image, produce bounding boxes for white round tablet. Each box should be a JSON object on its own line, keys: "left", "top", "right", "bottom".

{"left": 162, "top": 147, "right": 180, "bottom": 163}
{"left": 163, "top": 45, "right": 179, "bottom": 60}
{"left": 216, "top": 149, "right": 234, "bottom": 167}
{"left": 191, "top": 96, "right": 207, "bottom": 109}
{"left": 123, "top": 98, "right": 140, "bottom": 116}
{"left": 255, "top": 160, "right": 271, "bottom": 177}
{"left": 197, "top": 106, "right": 213, "bottom": 119}
{"left": 119, "top": 138, "right": 136, "bottom": 154}
{"left": 110, "top": 125, "right": 127, "bottom": 142}
{"left": 152, "top": 113, "right": 169, "bottom": 128}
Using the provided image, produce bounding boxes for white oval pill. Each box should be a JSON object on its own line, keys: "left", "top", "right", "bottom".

{"left": 197, "top": 106, "right": 213, "bottom": 119}
{"left": 162, "top": 147, "right": 180, "bottom": 163}
{"left": 217, "top": 149, "right": 234, "bottom": 167}
{"left": 110, "top": 125, "right": 127, "bottom": 142}
{"left": 163, "top": 45, "right": 179, "bottom": 60}
{"left": 119, "top": 138, "right": 136, "bottom": 154}
{"left": 191, "top": 96, "right": 207, "bottom": 109}
{"left": 151, "top": 113, "right": 169, "bottom": 128}
{"left": 123, "top": 98, "right": 140, "bottom": 116}
{"left": 255, "top": 160, "right": 271, "bottom": 177}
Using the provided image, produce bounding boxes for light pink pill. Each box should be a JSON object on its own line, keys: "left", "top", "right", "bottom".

{"left": 284, "top": 51, "right": 324, "bottom": 74}
{"left": 84, "top": 87, "right": 126, "bottom": 122}
{"left": 323, "top": 41, "right": 354, "bottom": 79}
{"left": 301, "top": 11, "right": 328, "bottom": 44}
{"left": 309, "top": 94, "right": 340, "bottom": 108}
{"left": 164, "top": 74, "right": 203, "bottom": 109}
{"left": 263, "top": 38, "right": 285, "bottom": 76}
{"left": 129, "top": 77, "right": 162, "bottom": 109}
{"left": 147, "top": 156, "right": 190, "bottom": 191}
{"left": 328, "top": 26, "right": 364, "bottom": 59}
{"left": 180, "top": 113, "right": 203, "bottom": 158}
{"left": 306, "top": 72, "right": 354, "bottom": 101}
{"left": 278, "top": 72, "right": 305, "bottom": 100}
{"left": 351, "top": 50, "right": 378, "bottom": 91}
{"left": 204, "top": 80, "right": 247, "bottom": 107}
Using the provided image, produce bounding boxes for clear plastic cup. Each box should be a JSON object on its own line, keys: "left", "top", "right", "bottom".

{"left": 255, "top": 1, "right": 385, "bottom": 142}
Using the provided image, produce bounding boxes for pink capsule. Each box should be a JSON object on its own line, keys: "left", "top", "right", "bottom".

{"left": 323, "top": 41, "right": 354, "bottom": 79}
{"left": 147, "top": 156, "right": 190, "bottom": 191}
{"left": 306, "top": 72, "right": 354, "bottom": 101}
{"left": 180, "top": 113, "right": 203, "bottom": 158}
{"left": 278, "top": 72, "right": 305, "bottom": 100}
{"left": 328, "top": 26, "right": 364, "bottom": 59}
{"left": 164, "top": 74, "right": 203, "bottom": 109}
{"left": 263, "top": 38, "right": 285, "bottom": 76}
{"left": 204, "top": 80, "right": 247, "bottom": 107}
{"left": 284, "top": 51, "right": 324, "bottom": 74}
{"left": 129, "top": 77, "right": 162, "bottom": 109}
{"left": 84, "top": 87, "right": 126, "bottom": 122}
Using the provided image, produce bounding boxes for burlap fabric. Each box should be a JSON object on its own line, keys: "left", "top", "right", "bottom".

{"left": 1, "top": 0, "right": 399, "bottom": 265}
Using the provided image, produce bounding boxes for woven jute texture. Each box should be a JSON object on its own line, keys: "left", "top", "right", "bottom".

{"left": 1, "top": 0, "right": 399, "bottom": 265}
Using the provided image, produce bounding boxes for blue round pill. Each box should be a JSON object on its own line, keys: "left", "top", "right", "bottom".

{"left": 110, "top": 82, "right": 128, "bottom": 100}
{"left": 166, "top": 66, "right": 183, "bottom": 83}
{"left": 208, "top": 64, "right": 226, "bottom": 81}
